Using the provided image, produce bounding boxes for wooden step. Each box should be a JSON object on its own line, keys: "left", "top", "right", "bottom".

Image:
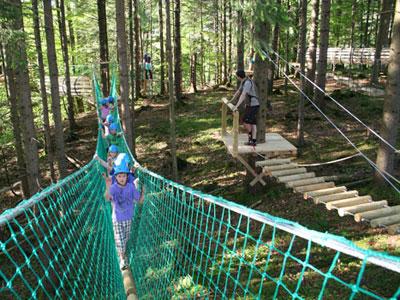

{"left": 277, "top": 172, "right": 315, "bottom": 183}
{"left": 354, "top": 205, "right": 400, "bottom": 222}
{"left": 387, "top": 223, "right": 400, "bottom": 235}
{"left": 326, "top": 196, "right": 371, "bottom": 210}
{"left": 303, "top": 186, "right": 347, "bottom": 200}
{"left": 264, "top": 163, "right": 298, "bottom": 172}
{"left": 270, "top": 168, "right": 307, "bottom": 178}
{"left": 294, "top": 182, "right": 335, "bottom": 193}
{"left": 370, "top": 214, "right": 400, "bottom": 228}
{"left": 256, "top": 158, "right": 291, "bottom": 167}
{"left": 338, "top": 200, "right": 388, "bottom": 217}
{"left": 314, "top": 191, "right": 358, "bottom": 204}
{"left": 286, "top": 177, "right": 326, "bottom": 188}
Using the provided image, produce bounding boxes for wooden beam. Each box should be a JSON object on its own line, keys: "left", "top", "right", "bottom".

{"left": 338, "top": 200, "right": 388, "bottom": 217}
{"left": 255, "top": 158, "right": 291, "bottom": 167}
{"left": 355, "top": 205, "right": 400, "bottom": 222}
{"left": 303, "top": 186, "right": 347, "bottom": 199}
{"left": 314, "top": 191, "right": 358, "bottom": 204}
{"left": 286, "top": 177, "right": 326, "bottom": 188}
{"left": 326, "top": 196, "right": 371, "bottom": 210}
{"left": 271, "top": 167, "right": 307, "bottom": 177}
{"left": 370, "top": 214, "right": 400, "bottom": 228}
{"left": 236, "top": 154, "right": 266, "bottom": 186}
{"left": 294, "top": 182, "right": 335, "bottom": 193}
{"left": 278, "top": 172, "right": 315, "bottom": 183}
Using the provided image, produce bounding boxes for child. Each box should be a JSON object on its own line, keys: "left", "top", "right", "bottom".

{"left": 100, "top": 114, "right": 114, "bottom": 137}
{"left": 229, "top": 69, "right": 260, "bottom": 146}
{"left": 143, "top": 53, "right": 153, "bottom": 95}
{"left": 105, "top": 123, "right": 123, "bottom": 148}
{"left": 108, "top": 96, "right": 115, "bottom": 109}
{"left": 104, "top": 164, "right": 144, "bottom": 270}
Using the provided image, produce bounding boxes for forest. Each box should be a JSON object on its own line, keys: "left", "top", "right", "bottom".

{"left": 0, "top": 0, "right": 400, "bottom": 299}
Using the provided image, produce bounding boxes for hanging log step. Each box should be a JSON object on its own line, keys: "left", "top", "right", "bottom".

{"left": 303, "top": 186, "right": 347, "bottom": 199}
{"left": 338, "top": 200, "right": 388, "bottom": 217}
{"left": 286, "top": 177, "right": 326, "bottom": 188}
{"left": 387, "top": 223, "right": 400, "bottom": 235}
{"left": 370, "top": 214, "right": 400, "bottom": 228}
{"left": 277, "top": 172, "right": 316, "bottom": 183}
{"left": 314, "top": 191, "right": 359, "bottom": 204}
{"left": 326, "top": 196, "right": 371, "bottom": 210}
{"left": 354, "top": 205, "right": 400, "bottom": 222}
{"left": 270, "top": 167, "right": 307, "bottom": 177}
{"left": 294, "top": 182, "right": 335, "bottom": 193}
{"left": 255, "top": 158, "right": 292, "bottom": 167}
{"left": 264, "top": 163, "right": 298, "bottom": 172}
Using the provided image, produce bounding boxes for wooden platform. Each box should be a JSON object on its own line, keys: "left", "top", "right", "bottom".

{"left": 221, "top": 133, "right": 297, "bottom": 157}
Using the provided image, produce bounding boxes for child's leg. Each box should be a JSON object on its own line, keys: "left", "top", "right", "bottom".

{"left": 251, "top": 125, "right": 257, "bottom": 140}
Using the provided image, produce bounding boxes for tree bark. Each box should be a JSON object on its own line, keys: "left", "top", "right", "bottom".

{"left": 32, "top": 0, "right": 56, "bottom": 182}
{"left": 349, "top": 0, "right": 357, "bottom": 68}
{"left": 371, "top": 0, "right": 394, "bottom": 85}
{"left": 66, "top": 4, "right": 76, "bottom": 75}
{"left": 236, "top": 0, "right": 245, "bottom": 88}
{"left": 305, "top": 0, "right": 319, "bottom": 96}
{"left": 159, "top": 0, "right": 166, "bottom": 95}
{"left": 314, "top": 0, "right": 331, "bottom": 107}
{"left": 227, "top": 0, "right": 232, "bottom": 86}
{"left": 133, "top": 0, "right": 141, "bottom": 98}
{"left": 174, "top": 0, "right": 183, "bottom": 102}
{"left": 190, "top": 53, "right": 197, "bottom": 93}
{"left": 115, "top": 0, "right": 134, "bottom": 151}
{"left": 364, "top": 0, "right": 372, "bottom": 47}
{"left": 297, "top": 0, "right": 307, "bottom": 148}
{"left": 222, "top": 0, "right": 228, "bottom": 83}
{"left": 166, "top": 0, "right": 178, "bottom": 180}
{"left": 97, "top": 0, "right": 110, "bottom": 95}
{"left": 43, "top": 0, "right": 68, "bottom": 178}
{"left": 269, "top": 0, "right": 281, "bottom": 95}
{"left": 375, "top": 0, "right": 400, "bottom": 180}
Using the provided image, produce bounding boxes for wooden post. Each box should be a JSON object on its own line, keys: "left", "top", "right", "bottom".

{"left": 232, "top": 110, "right": 239, "bottom": 157}
{"left": 221, "top": 102, "right": 227, "bottom": 136}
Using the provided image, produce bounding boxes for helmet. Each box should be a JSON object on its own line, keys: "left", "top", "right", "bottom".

{"left": 114, "top": 164, "right": 130, "bottom": 175}
{"left": 101, "top": 98, "right": 108, "bottom": 105}
{"left": 109, "top": 123, "right": 118, "bottom": 132}
{"left": 106, "top": 115, "right": 114, "bottom": 123}
{"left": 109, "top": 145, "right": 119, "bottom": 153}
{"left": 108, "top": 96, "right": 115, "bottom": 103}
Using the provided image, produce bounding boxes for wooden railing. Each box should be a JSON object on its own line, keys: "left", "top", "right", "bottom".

{"left": 221, "top": 98, "right": 239, "bottom": 157}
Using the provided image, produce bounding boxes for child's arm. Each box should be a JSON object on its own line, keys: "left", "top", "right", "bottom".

{"left": 134, "top": 178, "right": 145, "bottom": 204}
{"left": 94, "top": 153, "right": 109, "bottom": 169}
{"left": 103, "top": 173, "right": 112, "bottom": 201}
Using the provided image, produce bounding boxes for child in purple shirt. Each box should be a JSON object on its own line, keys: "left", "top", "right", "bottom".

{"left": 100, "top": 98, "right": 112, "bottom": 121}
{"left": 105, "top": 164, "right": 144, "bottom": 270}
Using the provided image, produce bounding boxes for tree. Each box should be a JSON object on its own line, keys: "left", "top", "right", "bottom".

{"left": 268, "top": 0, "right": 281, "bottom": 95}
{"left": 236, "top": 0, "right": 245, "bottom": 88}
{"left": 375, "top": 0, "right": 400, "bottom": 180}
{"left": 32, "top": 0, "right": 56, "bottom": 181}
{"left": 97, "top": 0, "right": 110, "bottom": 96}
{"left": 43, "top": 0, "right": 68, "bottom": 178}
{"left": 133, "top": 0, "right": 141, "bottom": 99}
{"left": 115, "top": 0, "right": 134, "bottom": 151}
{"left": 159, "top": 0, "right": 165, "bottom": 95}
{"left": 190, "top": 52, "right": 197, "bottom": 92}
{"left": 174, "top": 0, "right": 183, "bottom": 103}
{"left": 166, "top": 0, "right": 178, "bottom": 180}
{"left": 305, "top": 0, "right": 319, "bottom": 96}
{"left": 371, "top": 0, "right": 394, "bottom": 85}
{"left": 314, "top": 0, "right": 331, "bottom": 106}
{"left": 222, "top": 0, "right": 228, "bottom": 83}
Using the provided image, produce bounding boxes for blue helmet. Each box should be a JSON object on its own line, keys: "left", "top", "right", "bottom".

{"left": 109, "top": 145, "right": 119, "bottom": 153}
{"left": 106, "top": 115, "right": 114, "bottom": 123}
{"left": 109, "top": 123, "right": 118, "bottom": 132}
{"left": 114, "top": 164, "right": 130, "bottom": 175}
{"left": 101, "top": 98, "right": 108, "bottom": 105}
{"left": 108, "top": 96, "right": 115, "bottom": 103}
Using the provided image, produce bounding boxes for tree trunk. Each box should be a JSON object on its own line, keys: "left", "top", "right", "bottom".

{"left": 133, "top": 0, "right": 141, "bottom": 99}
{"left": 236, "top": 0, "right": 245, "bottom": 88}
{"left": 129, "top": 0, "right": 135, "bottom": 100}
{"left": 254, "top": 1, "right": 271, "bottom": 144}
{"left": 43, "top": 0, "right": 68, "bottom": 179}
{"left": 364, "top": 0, "right": 372, "bottom": 47}
{"left": 190, "top": 53, "right": 197, "bottom": 93}
{"left": 305, "top": 0, "right": 319, "bottom": 96}
{"left": 371, "top": 0, "right": 394, "bottom": 85}
{"left": 115, "top": 0, "right": 134, "bottom": 152}
{"left": 227, "top": 0, "right": 232, "bottom": 86}
{"left": 32, "top": 0, "right": 56, "bottom": 182}
{"left": 6, "top": 0, "right": 40, "bottom": 196}
{"left": 268, "top": 0, "right": 281, "bottom": 95}
{"left": 375, "top": 0, "right": 400, "bottom": 180}
{"left": 297, "top": 0, "right": 307, "bottom": 148}
{"left": 67, "top": 4, "right": 76, "bottom": 75}
{"left": 314, "top": 0, "right": 331, "bottom": 106}
{"left": 222, "top": 0, "right": 228, "bottom": 83}
{"left": 97, "top": 0, "right": 110, "bottom": 95}
{"left": 166, "top": 0, "right": 178, "bottom": 180}
{"left": 159, "top": 0, "right": 166, "bottom": 95}
{"left": 56, "top": 0, "right": 77, "bottom": 135}
{"left": 174, "top": 0, "right": 183, "bottom": 102}
{"left": 349, "top": 0, "right": 357, "bottom": 68}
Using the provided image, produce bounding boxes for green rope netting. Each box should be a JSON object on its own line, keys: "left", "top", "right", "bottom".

{"left": 1, "top": 75, "right": 400, "bottom": 299}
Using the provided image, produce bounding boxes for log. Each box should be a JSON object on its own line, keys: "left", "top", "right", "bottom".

{"left": 326, "top": 196, "right": 371, "bottom": 210}
{"left": 314, "top": 191, "right": 358, "bottom": 204}
{"left": 294, "top": 182, "right": 335, "bottom": 193}
{"left": 304, "top": 186, "right": 347, "bottom": 199}
{"left": 122, "top": 268, "right": 137, "bottom": 297}
{"left": 255, "top": 158, "right": 292, "bottom": 167}
{"left": 338, "top": 200, "right": 388, "bottom": 217}
{"left": 370, "top": 214, "right": 400, "bottom": 228}
{"left": 278, "top": 172, "right": 315, "bottom": 183}
{"left": 354, "top": 205, "right": 400, "bottom": 222}
{"left": 387, "top": 223, "right": 400, "bottom": 235}
{"left": 270, "top": 167, "right": 307, "bottom": 177}
{"left": 286, "top": 177, "right": 325, "bottom": 188}
{"left": 265, "top": 163, "right": 298, "bottom": 172}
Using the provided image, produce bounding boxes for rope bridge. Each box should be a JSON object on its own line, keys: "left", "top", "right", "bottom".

{"left": 1, "top": 75, "right": 399, "bottom": 299}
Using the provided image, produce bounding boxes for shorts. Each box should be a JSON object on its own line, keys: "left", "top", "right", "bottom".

{"left": 243, "top": 105, "right": 259, "bottom": 125}
{"left": 145, "top": 69, "right": 153, "bottom": 80}
{"left": 113, "top": 220, "right": 132, "bottom": 254}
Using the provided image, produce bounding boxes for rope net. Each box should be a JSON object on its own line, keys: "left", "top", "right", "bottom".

{"left": 1, "top": 75, "right": 399, "bottom": 299}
